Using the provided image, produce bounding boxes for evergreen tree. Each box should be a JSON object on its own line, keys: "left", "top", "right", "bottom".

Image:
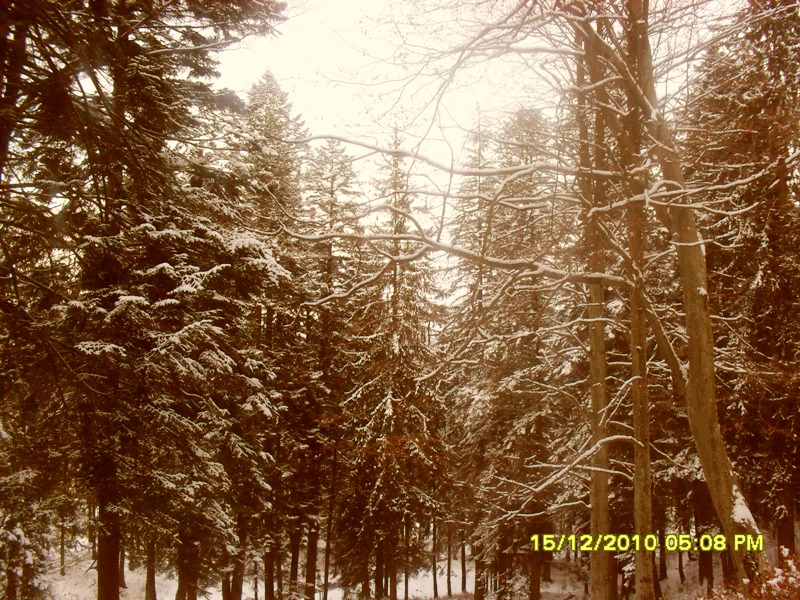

{"left": 333, "top": 140, "right": 447, "bottom": 600}
{"left": 0, "top": 3, "right": 285, "bottom": 599}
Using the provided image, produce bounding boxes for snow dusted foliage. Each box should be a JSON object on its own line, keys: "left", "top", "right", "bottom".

{"left": 242, "top": 71, "right": 310, "bottom": 234}
{"left": 440, "top": 109, "right": 591, "bottom": 594}
{"left": 331, "top": 137, "right": 449, "bottom": 594}
{"left": 682, "top": 0, "right": 800, "bottom": 548}
{"left": 0, "top": 1, "right": 288, "bottom": 598}
{"left": 690, "top": 554, "right": 800, "bottom": 599}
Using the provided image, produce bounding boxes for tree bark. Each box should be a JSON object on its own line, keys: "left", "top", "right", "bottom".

{"left": 623, "top": 0, "right": 765, "bottom": 587}
{"left": 474, "top": 553, "right": 484, "bottom": 600}
{"left": 145, "top": 539, "right": 158, "bottom": 600}
{"left": 232, "top": 516, "right": 249, "bottom": 600}
{"left": 528, "top": 552, "right": 541, "bottom": 600}
{"left": 576, "top": 40, "right": 613, "bottom": 599}
{"left": 264, "top": 550, "right": 275, "bottom": 600}
{"left": 694, "top": 482, "right": 714, "bottom": 592}
{"left": 0, "top": 20, "right": 29, "bottom": 178}
{"left": 276, "top": 540, "right": 284, "bottom": 600}
{"left": 776, "top": 488, "right": 796, "bottom": 559}
{"left": 60, "top": 523, "right": 67, "bottom": 577}
{"left": 97, "top": 486, "right": 121, "bottom": 600}
{"left": 404, "top": 515, "right": 411, "bottom": 600}
{"left": 432, "top": 519, "right": 439, "bottom": 599}
{"left": 446, "top": 525, "right": 452, "bottom": 597}
{"left": 375, "top": 537, "right": 385, "bottom": 600}
{"left": 460, "top": 532, "right": 467, "bottom": 593}
{"left": 323, "top": 447, "right": 338, "bottom": 600}
{"left": 175, "top": 528, "right": 200, "bottom": 600}
{"left": 290, "top": 525, "right": 302, "bottom": 596}
{"left": 119, "top": 539, "right": 127, "bottom": 589}
{"left": 388, "top": 527, "right": 398, "bottom": 600}
{"left": 360, "top": 557, "right": 370, "bottom": 600}
{"left": 566, "top": 0, "right": 766, "bottom": 587}
{"left": 626, "top": 148, "right": 655, "bottom": 600}
{"left": 608, "top": 556, "right": 619, "bottom": 600}
{"left": 89, "top": 502, "right": 98, "bottom": 561}
{"left": 304, "top": 524, "right": 319, "bottom": 600}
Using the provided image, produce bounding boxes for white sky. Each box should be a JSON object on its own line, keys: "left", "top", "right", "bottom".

{"left": 213, "top": 0, "right": 541, "bottom": 168}
{"left": 216, "top": 0, "right": 414, "bottom": 139}
{"left": 214, "top": 0, "right": 738, "bottom": 163}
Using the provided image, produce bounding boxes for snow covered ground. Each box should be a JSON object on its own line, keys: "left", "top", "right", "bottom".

{"left": 44, "top": 549, "right": 721, "bottom": 600}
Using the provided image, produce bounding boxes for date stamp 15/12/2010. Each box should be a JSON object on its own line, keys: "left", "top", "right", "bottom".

{"left": 530, "top": 533, "right": 764, "bottom": 554}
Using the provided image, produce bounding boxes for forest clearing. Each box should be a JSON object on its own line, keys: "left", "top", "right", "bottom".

{"left": 1, "top": 1, "right": 799, "bottom": 599}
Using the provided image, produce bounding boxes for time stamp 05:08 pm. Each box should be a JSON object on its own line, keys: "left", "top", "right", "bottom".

{"left": 530, "top": 534, "right": 765, "bottom": 553}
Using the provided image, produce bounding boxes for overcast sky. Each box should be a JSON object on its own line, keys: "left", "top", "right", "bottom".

{"left": 213, "top": 0, "right": 548, "bottom": 171}
{"left": 216, "top": 0, "right": 407, "bottom": 139}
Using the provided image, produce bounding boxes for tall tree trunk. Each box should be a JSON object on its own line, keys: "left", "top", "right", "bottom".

{"left": 625, "top": 145, "right": 655, "bottom": 600}
{"left": 304, "top": 524, "right": 319, "bottom": 600}
{"left": 323, "top": 447, "right": 338, "bottom": 600}
{"left": 608, "top": 556, "right": 618, "bottom": 600}
{"left": 375, "top": 538, "right": 385, "bottom": 600}
{"left": 89, "top": 502, "right": 98, "bottom": 561}
{"left": 232, "top": 516, "right": 249, "bottom": 600}
{"left": 0, "top": 20, "right": 29, "bottom": 178}
{"left": 290, "top": 525, "right": 302, "bottom": 596}
{"left": 694, "top": 482, "right": 714, "bottom": 592}
{"left": 497, "top": 549, "right": 509, "bottom": 600}
{"left": 474, "top": 553, "right": 485, "bottom": 600}
{"left": 404, "top": 515, "right": 411, "bottom": 600}
{"left": 97, "top": 486, "right": 121, "bottom": 600}
{"left": 145, "top": 539, "right": 158, "bottom": 600}
{"left": 6, "top": 540, "right": 19, "bottom": 600}
{"left": 60, "top": 522, "right": 67, "bottom": 577}
{"left": 567, "top": 0, "right": 765, "bottom": 588}
{"left": 432, "top": 519, "right": 439, "bottom": 599}
{"left": 446, "top": 525, "right": 452, "bottom": 597}
{"left": 776, "top": 488, "right": 796, "bottom": 559}
{"left": 264, "top": 550, "right": 275, "bottom": 600}
{"left": 460, "top": 532, "right": 467, "bottom": 593}
{"left": 576, "top": 39, "right": 613, "bottom": 599}
{"left": 528, "top": 551, "right": 541, "bottom": 600}
{"left": 119, "top": 540, "right": 127, "bottom": 589}
{"left": 360, "top": 557, "right": 370, "bottom": 600}
{"left": 623, "top": 0, "right": 765, "bottom": 586}
{"left": 388, "top": 527, "right": 398, "bottom": 600}
{"left": 276, "top": 540, "right": 284, "bottom": 600}
{"left": 175, "top": 528, "right": 200, "bottom": 600}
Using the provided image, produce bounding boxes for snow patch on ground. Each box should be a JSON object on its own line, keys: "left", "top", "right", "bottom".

{"left": 44, "top": 548, "right": 725, "bottom": 600}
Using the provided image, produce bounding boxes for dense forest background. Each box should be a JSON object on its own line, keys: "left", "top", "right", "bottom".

{"left": 0, "top": 1, "right": 798, "bottom": 600}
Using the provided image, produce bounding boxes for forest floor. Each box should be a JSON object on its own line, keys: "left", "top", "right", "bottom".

{"left": 43, "top": 548, "right": 725, "bottom": 600}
